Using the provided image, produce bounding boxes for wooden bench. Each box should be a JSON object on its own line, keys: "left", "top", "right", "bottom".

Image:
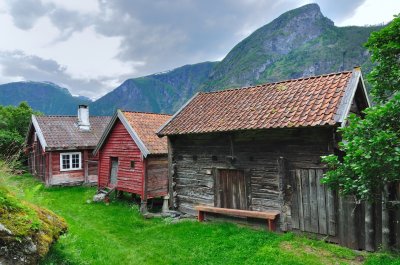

{"left": 195, "top": 205, "right": 280, "bottom": 231}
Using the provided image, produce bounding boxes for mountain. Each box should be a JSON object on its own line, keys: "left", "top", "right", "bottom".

{"left": 0, "top": 4, "right": 383, "bottom": 115}
{"left": 0, "top": 81, "right": 91, "bottom": 115}
{"left": 203, "top": 4, "right": 380, "bottom": 91}
{"left": 91, "top": 61, "right": 217, "bottom": 115}
{"left": 93, "top": 4, "right": 381, "bottom": 114}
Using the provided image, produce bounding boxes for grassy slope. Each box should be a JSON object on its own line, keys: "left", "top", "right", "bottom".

{"left": 2, "top": 173, "right": 399, "bottom": 265}
{"left": 0, "top": 172, "right": 67, "bottom": 259}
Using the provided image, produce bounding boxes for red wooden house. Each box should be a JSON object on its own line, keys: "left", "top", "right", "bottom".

{"left": 93, "top": 110, "right": 172, "bottom": 212}
{"left": 25, "top": 105, "right": 111, "bottom": 186}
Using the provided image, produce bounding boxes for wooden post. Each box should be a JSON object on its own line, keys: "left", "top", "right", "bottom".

{"left": 268, "top": 219, "right": 276, "bottom": 231}
{"left": 140, "top": 158, "right": 148, "bottom": 214}
{"left": 46, "top": 152, "right": 52, "bottom": 186}
{"left": 364, "top": 202, "right": 375, "bottom": 251}
{"left": 382, "top": 183, "right": 390, "bottom": 250}
{"left": 395, "top": 182, "right": 400, "bottom": 249}
{"left": 167, "top": 137, "right": 174, "bottom": 208}
{"left": 198, "top": 210, "right": 204, "bottom": 222}
{"left": 83, "top": 150, "right": 89, "bottom": 184}
{"left": 277, "top": 157, "right": 288, "bottom": 231}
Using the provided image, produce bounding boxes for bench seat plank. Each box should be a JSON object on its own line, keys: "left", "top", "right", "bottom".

{"left": 195, "top": 205, "right": 280, "bottom": 231}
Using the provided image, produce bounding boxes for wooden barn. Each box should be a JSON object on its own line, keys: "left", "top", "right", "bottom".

{"left": 157, "top": 68, "right": 400, "bottom": 250}
{"left": 93, "top": 110, "right": 172, "bottom": 212}
{"left": 25, "top": 105, "right": 111, "bottom": 186}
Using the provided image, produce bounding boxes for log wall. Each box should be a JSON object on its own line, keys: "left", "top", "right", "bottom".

{"left": 169, "top": 127, "right": 400, "bottom": 250}
{"left": 169, "top": 127, "right": 334, "bottom": 216}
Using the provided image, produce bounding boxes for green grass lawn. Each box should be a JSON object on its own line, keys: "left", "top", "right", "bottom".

{"left": 2, "top": 173, "right": 400, "bottom": 265}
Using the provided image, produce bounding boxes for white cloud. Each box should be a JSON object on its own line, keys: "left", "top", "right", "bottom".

{"left": 0, "top": 0, "right": 398, "bottom": 100}
{"left": 337, "top": 0, "right": 400, "bottom": 26}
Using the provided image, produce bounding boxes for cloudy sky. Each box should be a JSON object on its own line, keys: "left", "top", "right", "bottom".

{"left": 0, "top": 0, "right": 399, "bottom": 99}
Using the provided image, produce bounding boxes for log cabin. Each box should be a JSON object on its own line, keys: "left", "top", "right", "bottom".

{"left": 156, "top": 68, "right": 392, "bottom": 250}
{"left": 93, "top": 110, "right": 172, "bottom": 212}
{"left": 25, "top": 105, "right": 111, "bottom": 186}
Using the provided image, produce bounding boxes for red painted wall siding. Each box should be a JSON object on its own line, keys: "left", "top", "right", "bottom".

{"left": 98, "top": 120, "right": 144, "bottom": 195}
{"left": 49, "top": 150, "right": 93, "bottom": 185}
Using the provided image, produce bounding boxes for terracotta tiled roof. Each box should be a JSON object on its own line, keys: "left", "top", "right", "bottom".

{"left": 158, "top": 71, "right": 358, "bottom": 136}
{"left": 35, "top": 116, "right": 111, "bottom": 149}
{"left": 122, "top": 111, "right": 171, "bottom": 154}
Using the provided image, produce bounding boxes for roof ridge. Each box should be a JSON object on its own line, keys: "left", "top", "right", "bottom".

{"left": 37, "top": 115, "right": 111, "bottom": 118}
{"left": 200, "top": 71, "right": 352, "bottom": 95}
{"left": 121, "top": 110, "right": 172, "bottom": 116}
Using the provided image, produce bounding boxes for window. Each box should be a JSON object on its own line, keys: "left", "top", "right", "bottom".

{"left": 60, "top": 152, "right": 82, "bottom": 171}
{"left": 130, "top": 161, "right": 135, "bottom": 169}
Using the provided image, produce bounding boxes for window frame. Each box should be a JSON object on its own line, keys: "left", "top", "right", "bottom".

{"left": 60, "top": 152, "right": 82, "bottom": 171}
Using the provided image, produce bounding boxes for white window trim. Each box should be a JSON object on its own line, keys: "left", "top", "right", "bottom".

{"left": 60, "top": 152, "right": 82, "bottom": 171}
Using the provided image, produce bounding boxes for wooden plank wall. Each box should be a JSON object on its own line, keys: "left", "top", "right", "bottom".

{"left": 98, "top": 120, "right": 144, "bottom": 195}
{"left": 290, "top": 169, "right": 336, "bottom": 236}
{"left": 147, "top": 155, "right": 168, "bottom": 198}
{"left": 170, "top": 127, "right": 334, "bottom": 217}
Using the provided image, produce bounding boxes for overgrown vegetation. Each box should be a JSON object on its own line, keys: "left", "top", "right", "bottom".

{"left": 322, "top": 94, "right": 400, "bottom": 201}
{"left": 322, "top": 14, "right": 400, "bottom": 201}
{"left": 1, "top": 172, "right": 398, "bottom": 264}
{"left": 0, "top": 162, "right": 67, "bottom": 263}
{"left": 0, "top": 102, "right": 39, "bottom": 162}
{"left": 365, "top": 15, "right": 400, "bottom": 102}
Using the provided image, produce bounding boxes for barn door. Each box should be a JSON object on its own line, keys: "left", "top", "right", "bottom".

{"left": 215, "top": 169, "right": 247, "bottom": 210}
{"left": 109, "top": 157, "right": 118, "bottom": 186}
{"left": 290, "top": 169, "right": 336, "bottom": 236}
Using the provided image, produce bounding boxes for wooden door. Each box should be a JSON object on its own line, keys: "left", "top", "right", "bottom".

{"left": 290, "top": 168, "right": 336, "bottom": 236}
{"left": 216, "top": 169, "right": 247, "bottom": 210}
{"left": 109, "top": 157, "right": 118, "bottom": 186}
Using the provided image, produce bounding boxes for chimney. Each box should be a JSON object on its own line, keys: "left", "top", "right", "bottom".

{"left": 77, "top": 105, "right": 90, "bottom": 131}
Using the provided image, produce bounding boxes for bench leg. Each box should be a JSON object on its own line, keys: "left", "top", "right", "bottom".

{"left": 267, "top": 219, "right": 276, "bottom": 231}
{"left": 198, "top": 211, "right": 205, "bottom": 222}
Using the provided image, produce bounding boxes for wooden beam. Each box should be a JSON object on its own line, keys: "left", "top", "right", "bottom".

{"left": 167, "top": 137, "right": 174, "bottom": 208}
{"left": 83, "top": 150, "right": 89, "bottom": 184}
{"left": 140, "top": 158, "right": 148, "bottom": 214}
{"left": 195, "top": 205, "right": 280, "bottom": 219}
{"left": 48, "top": 152, "right": 52, "bottom": 185}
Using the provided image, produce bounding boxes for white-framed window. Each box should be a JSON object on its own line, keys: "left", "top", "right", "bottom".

{"left": 60, "top": 152, "right": 82, "bottom": 171}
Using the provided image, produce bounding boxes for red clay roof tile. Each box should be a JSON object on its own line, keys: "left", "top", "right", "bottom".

{"left": 158, "top": 71, "right": 355, "bottom": 136}
{"left": 122, "top": 111, "right": 171, "bottom": 154}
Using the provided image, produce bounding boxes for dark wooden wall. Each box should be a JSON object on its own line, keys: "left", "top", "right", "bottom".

{"left": 168, "top": 126, "right": 400, "bottom": 250}
{"left": 147, "top": 155, "right": 168, "bottom": 198}
{"left": 28, "top": 137, "right": 46, "bottom": 182}
{"left": 169, "top": 127, "right": 334, "bottom": 216}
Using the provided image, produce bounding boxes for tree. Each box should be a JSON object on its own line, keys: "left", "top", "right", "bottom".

{"left": 322, "top": 94, "right": 400, "bottom": 200}
{"left": 0, "top": 102, "right": 39, "bottom": 161}
{"left": 365, "top": 15, "right": 400, "bottom": 102}
{"left": 322, "top": 15, "right": 400, "bottom": 250}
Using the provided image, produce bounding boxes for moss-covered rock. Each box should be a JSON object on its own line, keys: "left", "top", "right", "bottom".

{"left": 0, "top": 186, "right": 67, "bottom": 265}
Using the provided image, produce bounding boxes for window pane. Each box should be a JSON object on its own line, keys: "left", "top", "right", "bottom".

{"left": 72, "top": 154, "right": 80, "bottom": 168}
{"left": 62, "top": 154, "right": 70, "bottom": 169}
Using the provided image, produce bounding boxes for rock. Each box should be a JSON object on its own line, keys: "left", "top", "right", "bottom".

{"left": 180, "top": 213, "right": 194, "bottom": 219}
{"left": 161, "top": 210, "right": 181, "bottom": 218}
{"left": 93, "top": 193, "right": 106, "bottom": 202}
{"left": 0, "top": 223, "right": 12, "bottom": 236}
{"left": 0, "top": 190, "right": 67, "bottom": 265}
